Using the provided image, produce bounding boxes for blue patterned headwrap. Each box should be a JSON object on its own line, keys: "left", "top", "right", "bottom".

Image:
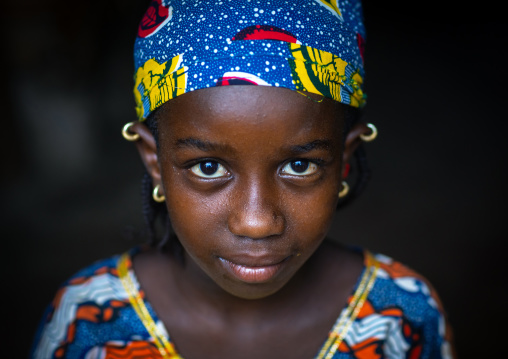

{"left": 134, "top": 0, "right": 366, "bottom": 121}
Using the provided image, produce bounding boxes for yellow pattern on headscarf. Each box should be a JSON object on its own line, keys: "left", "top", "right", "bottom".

{"left": 289, "top": 43, "right": 352, "bottom": 104}
{"left": 314, "top": 0, "right": 342, "bottom": 19}
{"left": 134, "top": 55, "right": 188, "bottom": 120}
{"left": 350, "top": 70, "right": 364, "bottom": 107}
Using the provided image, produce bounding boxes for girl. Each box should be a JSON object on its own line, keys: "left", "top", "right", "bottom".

{"left": 32, "top": 0, "right": 454, "bottom": 358}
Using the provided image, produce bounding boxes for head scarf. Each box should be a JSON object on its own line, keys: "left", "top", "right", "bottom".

{"left": 134, "top": 0, "right": 366, "bottom": 121}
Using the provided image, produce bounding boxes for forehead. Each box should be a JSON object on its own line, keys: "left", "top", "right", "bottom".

{"left": 157, "top": 86, "right": 345, "bottom": 141}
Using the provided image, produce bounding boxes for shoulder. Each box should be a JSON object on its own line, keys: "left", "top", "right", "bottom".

{"left": 31, "top": 249, "right": 158, "bottom": 358}
{"left": 369, "top": 252, "right": 446, "bottom": 321}
{"left": 350, "top": 251, "right": 455, "bottom": 358}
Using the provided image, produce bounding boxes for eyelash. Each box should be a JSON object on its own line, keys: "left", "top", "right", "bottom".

{"left": 188, "top": 158, "right": 324, "bottom": 179}
{"left": 189, "top": 160, "right": 229, "bottom": 179}
{"left": 280, "top": 159, "right": 321, "bottom": 177}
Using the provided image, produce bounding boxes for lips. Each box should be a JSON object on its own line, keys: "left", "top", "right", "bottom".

{"left": 219, "top": 256, "right": 289, "bottom": 283}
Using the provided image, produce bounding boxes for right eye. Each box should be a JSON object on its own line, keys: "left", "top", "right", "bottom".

{"left": 190, "top": 161, "right": 228, "bottom": 178}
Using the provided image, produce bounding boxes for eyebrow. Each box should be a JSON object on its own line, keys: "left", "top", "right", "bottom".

{"left": 175, "top": 138, "right": 233, "bottom": 152}
{"left": 174, "top": 138, "right": 333, "bottom": 154}
{"left": 289, "top": 140, "right": 333, "bottom": 154}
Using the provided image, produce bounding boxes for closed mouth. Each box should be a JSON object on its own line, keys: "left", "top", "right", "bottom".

{"left": 218, "top": 256, "right": 290, "bottom": 283}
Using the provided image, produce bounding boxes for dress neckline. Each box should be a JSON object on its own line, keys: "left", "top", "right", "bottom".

{"left": 117, "top": 248, "right": 379, "bottom": 359}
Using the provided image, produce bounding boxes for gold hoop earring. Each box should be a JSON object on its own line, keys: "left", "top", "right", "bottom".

{"left": 338, "top": 181, "right": 349, "bottom": 198}
{"left": 152, "top": 185, "right": 166, "bottom": 203}
{"left": 122, "top": 122, "right": 140, "bottom": 142}
{"left": 360, "top": 123, "right": 378, "bottom": 142}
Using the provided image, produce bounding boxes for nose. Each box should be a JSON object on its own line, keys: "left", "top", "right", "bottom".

{"left": 228, "top": 180, "right": 285, "bottom": 239}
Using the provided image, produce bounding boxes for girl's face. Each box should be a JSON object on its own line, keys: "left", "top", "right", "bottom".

{"left": 136, "top": 86, "right": 361, "bottom": 300}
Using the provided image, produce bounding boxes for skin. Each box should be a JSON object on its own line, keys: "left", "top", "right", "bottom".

{"left": 129, "top": 86, "right": 371, "bottom": 359}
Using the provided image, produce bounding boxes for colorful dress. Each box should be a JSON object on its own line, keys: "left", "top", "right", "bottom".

{"left": 31, "top": 249, "right": 453, "bottom": 358}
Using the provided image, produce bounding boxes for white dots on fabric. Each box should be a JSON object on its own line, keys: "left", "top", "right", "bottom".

{"left": 134, "top": 0, "right": 366, "bottom": 117}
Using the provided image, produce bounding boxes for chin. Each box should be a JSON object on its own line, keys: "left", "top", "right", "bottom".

{"left": 221, "top": 281, "right": 288, "bottom": 300}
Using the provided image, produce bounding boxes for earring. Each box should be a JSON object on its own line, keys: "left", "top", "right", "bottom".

{"left": 122, "top": 122, "right": 140, "bottom": 142}
{"left": 152, "top": 184, "right": 166, "bottom": 203}
{"left": 338, "top": 181, "right": 349, "bottom": 198}
{"left": 360, "top": 123, "right": 378, "bottom": 142}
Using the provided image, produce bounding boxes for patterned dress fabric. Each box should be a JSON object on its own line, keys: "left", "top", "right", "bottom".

{"left": 133, "top": 0, "right": 367, "bottom": 121}
{"left": 31, "top": 248, "right": 453, "bottom": 359}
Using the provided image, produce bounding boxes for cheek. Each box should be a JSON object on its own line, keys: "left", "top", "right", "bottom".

{"left": 284, "top": 181, "right": 339, "bottom": 246}
{"left": 164, "top": 174, "right": 228, "bottom": 251}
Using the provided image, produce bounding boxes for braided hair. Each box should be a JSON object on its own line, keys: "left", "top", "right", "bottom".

{"left": 140, "top": 104, "right": 371, "bottom": 252}
{"left": 141, "top": 108, "right": 183, "bottom": 258}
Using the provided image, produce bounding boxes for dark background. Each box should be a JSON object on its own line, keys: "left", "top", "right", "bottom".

{"left": 1, "top": 1, "right": 506, "bottom": 358}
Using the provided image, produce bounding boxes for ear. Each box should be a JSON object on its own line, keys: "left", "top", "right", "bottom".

{"left": 342, "top": 123, "right": 372, "bottom": 177}
{"left": 127, "top": 122, "right": 162, "bottom": 186}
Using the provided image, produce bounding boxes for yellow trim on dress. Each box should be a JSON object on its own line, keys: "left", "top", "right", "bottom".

{"left": 316, "top": 251, "right": 379, "bottom": 359}
{"left": 118, "top": 251, "right": 378, "bottom": 359}
{"left": 118, "top": 253, "right": 182, "bottom": 359}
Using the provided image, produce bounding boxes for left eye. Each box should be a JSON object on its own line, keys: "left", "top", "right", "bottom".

{"left": 190, "top": 161, "right": 228, "bottom": 178}
{"left": 281, "top": 160, "right": 318, "bottom": 176}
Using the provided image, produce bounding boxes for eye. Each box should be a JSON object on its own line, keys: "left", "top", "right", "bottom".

{"left": 281, "top": 160, "right": 318, "bottom": 176}
{"left": 190, "top": 161, "right": 228, "bottom": 178}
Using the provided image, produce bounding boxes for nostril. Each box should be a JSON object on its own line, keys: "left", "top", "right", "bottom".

{"left": 228, "top": 209, "right": 285, "bottom": 239}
